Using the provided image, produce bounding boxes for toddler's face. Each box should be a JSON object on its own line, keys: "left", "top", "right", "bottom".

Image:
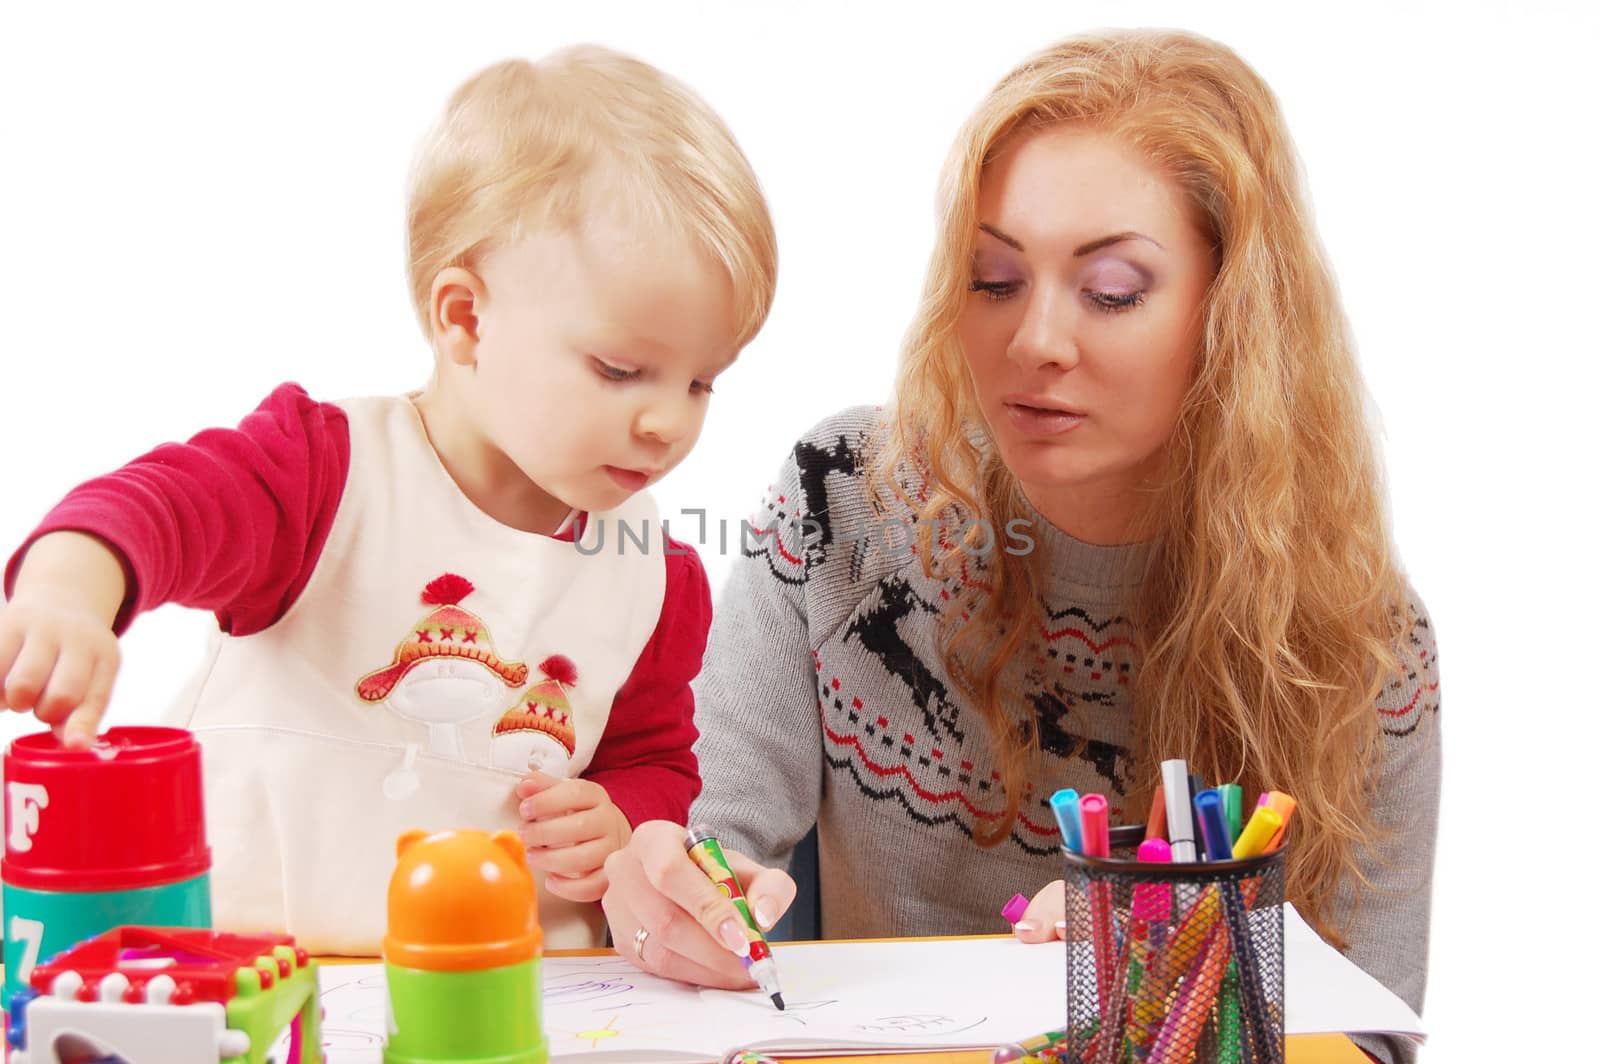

{"left": 465, "top": 210, "right": 741, "bottom": 516}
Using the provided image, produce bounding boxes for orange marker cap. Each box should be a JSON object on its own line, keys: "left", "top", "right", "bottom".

{"left": 1263, "top": 791, "right": 1297, "bottom": 851}
{"left": 384, "top": 829, "right": 542, "bottom": 971}
{"left": 1144, "top": 785, "right": 1168, "bottom": 842}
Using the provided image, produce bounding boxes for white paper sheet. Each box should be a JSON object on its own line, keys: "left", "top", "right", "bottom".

{"left": 1282, "top": 905, "right": 1425, "bottom": 1043}
{"left": 280, "top": 905, "right": 1426, "bottom": 1063}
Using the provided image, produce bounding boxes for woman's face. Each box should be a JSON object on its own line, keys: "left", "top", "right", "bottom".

{"left": 956, "top": 126, "right": 1216, "bottom": 542}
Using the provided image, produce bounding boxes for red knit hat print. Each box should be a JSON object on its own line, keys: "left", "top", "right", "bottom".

{"left": 493, "top": 655, "right": 579, "bottom": 756}
{"left": 356, "top": 574, "right": 530, "bottom": 703}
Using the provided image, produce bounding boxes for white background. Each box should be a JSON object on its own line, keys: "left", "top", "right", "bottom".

{"left": 2, "top": 2, "right": 1595, "bottom": 1058}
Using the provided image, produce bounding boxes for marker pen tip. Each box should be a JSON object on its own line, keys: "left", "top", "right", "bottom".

{"left": 771, "top": 992, "right": 786, "bottom": 1010}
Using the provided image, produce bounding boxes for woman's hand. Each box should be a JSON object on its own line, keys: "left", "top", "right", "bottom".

{"left": 1011, "top": 879, "right": 1068, "bottom": 943}
{"left": 601, "top": 820, "right": 796, "bottom": 989}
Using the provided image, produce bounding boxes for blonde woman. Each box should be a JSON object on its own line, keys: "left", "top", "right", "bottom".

{"left": 604, "top": 28, "right": 1437, "bottom": 1064}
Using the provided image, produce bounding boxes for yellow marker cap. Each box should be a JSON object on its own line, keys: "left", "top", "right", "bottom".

{"left": 1232, "top": 807, "right": 1283, "bottom": 859}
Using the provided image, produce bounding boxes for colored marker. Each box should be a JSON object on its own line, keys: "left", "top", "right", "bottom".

{"left": 1219, "top": 783, "right": 1243, "bottom": 842}
{"left": 1079, "top": 794, "right": 1111, "bottom": 860}
{"left": 1148, "top": 923, "right": 1231, "bottom": 1064}
{"left": 1049, "top": 788, "right": 1084, "bottom": 853}
{"left": 1194, "top": 789, "right": 1233, "bottom": 862}
{"left": 1001, "top": 892, "right": 1030, "bottom": 926}
{"left": 1160, "top": 760, "right": 1197, "bottom": 862}
{"left": 1218, "top": 958, "right": 1244, "bottom": 1064}
{"left": 1078, "top": 794, "right": 1117, "bottom": 1027}
{"left": 685, "top": 827, "right": 785, "bottom": 1010}
{"left": 991, "top": 1028, "right": 1070, "bottom": 1062}
{"left": 1232, "top": 806, "right": 1283, "bottom": 859}
{"left": 1213, "top": 871, "right": 1273, "bottom": 1062}
{"left": 1196, "top": 790, "right": 1267, "bottom": 1060}
{"left": 1125, "top": 838, "right": 1173, "bottom": 1056}
{"left": 1144, "top": 785, "right": 1168, "bottom": 842}
{"left": 1136, "top": 838, "right": 1172, "bottom": 897}
{"left": 1261, "top": 790, "right": 1297, "bottom": 851}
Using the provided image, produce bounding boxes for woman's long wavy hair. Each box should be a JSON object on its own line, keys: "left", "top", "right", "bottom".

{"left": 869, "top": 28, "right": 1409, "bottom": 945}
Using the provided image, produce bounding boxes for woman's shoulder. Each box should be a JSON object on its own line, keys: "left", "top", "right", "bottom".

{"left": 769, "top": 404, "right": 889, "bottom": 509}
{"left": 788, "top": 404, "right": 888, "bottom": 461}
{"left": 1375, "top": 581, "right": 1440, "bottom": 739}
{"left": 744, "top": 404, "right": 917, "bottom": 600}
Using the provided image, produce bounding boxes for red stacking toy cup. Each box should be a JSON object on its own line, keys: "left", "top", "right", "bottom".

{"left": 2, "top": 726, "right": 213, "bottom": 1016}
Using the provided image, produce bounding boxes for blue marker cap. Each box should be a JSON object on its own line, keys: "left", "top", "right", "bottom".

{"left": 1049, "top": 788, "right": 1084, "bottom": 853}
{"left": 1194, "top": 789, "right": 1233, "bottom": 862}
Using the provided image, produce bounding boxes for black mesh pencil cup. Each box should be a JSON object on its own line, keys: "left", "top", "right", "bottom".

{"left": 1059, "top": 838, "right": 1286, "bottom": 1064}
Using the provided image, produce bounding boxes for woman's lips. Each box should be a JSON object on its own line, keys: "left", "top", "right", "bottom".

{"left": 1003, "top": 400, "right": 1086, "bottom": 436}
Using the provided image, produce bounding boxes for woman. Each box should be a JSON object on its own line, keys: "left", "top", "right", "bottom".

{"left": 602, "top": 28, "right": 1438, "bottom": 1064}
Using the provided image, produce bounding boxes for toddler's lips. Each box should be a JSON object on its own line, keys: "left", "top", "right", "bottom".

{"left": 604, "top": 466, "right": 652, "bottom": 491}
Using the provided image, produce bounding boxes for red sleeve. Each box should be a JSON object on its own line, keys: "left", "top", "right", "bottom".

{"left": 3, "top": 383, "right": 349, "bottom": 637}
{"left": 583, "top": 537, "right": 710, "bottom": 827}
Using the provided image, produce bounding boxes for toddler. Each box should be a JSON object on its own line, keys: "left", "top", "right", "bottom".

{"left": 0, "top": 46, "right": 777, "bottom": 951}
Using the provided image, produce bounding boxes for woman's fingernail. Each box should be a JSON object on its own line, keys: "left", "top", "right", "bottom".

{"left": 718, "top": 920, "right": 751, "bottom": 957}
{"left": 754, "top": 901, "right": 776, "bottom": 929}
{"left": 1014, "top": 920, "right": 1037, "bottom": 932}
{"left": 1054, "top": 920, "right": 1067, "bottom": 932}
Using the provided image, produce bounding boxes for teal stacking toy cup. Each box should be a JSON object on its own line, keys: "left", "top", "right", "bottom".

{"left": 2, "top": 727, "right": 213, "bottom": 1013}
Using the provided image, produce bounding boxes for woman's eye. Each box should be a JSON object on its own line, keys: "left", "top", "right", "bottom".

{"left": 970, "top": 279, "right": 1019, "bottom": 302}
{"left": 691, "top": 380, "right": 715, "bottom": 396}
{"left": 1087, "top": 290, "right": 1146, "bottom": 313}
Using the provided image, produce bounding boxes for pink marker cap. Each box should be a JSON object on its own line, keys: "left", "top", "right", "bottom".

{"left": 1132, "top": 838, "right": 1173, "bottom": 922}
{"left": 1001, "top": 892, "right": 1030, "bottom": 924}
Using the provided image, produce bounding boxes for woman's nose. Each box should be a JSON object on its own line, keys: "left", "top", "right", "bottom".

{"left": 1006, "top": 286, "right": 1082, "bottom": 372}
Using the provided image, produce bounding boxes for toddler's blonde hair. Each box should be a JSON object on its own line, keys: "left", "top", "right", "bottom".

{"left": 407, "top": 46, "right": 777, "bottom": 347}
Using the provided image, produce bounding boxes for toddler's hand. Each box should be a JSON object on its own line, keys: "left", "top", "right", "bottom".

{"left": 0, "top": 593, "right": 121, "bottom": 749}
{"left": 0, "top": 530, "right": 128, "bottom": 748}
{"left": 1011, "top": 879, "right": 1068, "bottom": 943}
{"left": 516, "top": 771, "right": 632, "bottom": 903}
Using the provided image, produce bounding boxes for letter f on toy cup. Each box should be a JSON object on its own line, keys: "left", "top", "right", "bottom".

{"left": 6, "top": 782, "right": 49, "bottom": 852}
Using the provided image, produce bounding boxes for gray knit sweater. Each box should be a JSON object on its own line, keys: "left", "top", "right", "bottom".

{"left": 690, "top": 407, "right": 1440, "bottom": 1063}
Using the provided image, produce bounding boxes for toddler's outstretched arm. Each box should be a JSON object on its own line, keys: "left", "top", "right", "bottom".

{"left": 0, "top": 530, "right": 128, "bottom": 746}
{"left": 1, "top": 384, "right": 349, "bottom": 748}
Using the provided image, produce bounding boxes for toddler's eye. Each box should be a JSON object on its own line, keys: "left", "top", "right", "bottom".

{"left": 593, "top": 359, "right": 640, "bottom": 382}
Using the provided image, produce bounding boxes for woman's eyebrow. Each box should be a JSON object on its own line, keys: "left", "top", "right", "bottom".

{"left": 978, "top": 222, "right": 1164, "bottom": 256}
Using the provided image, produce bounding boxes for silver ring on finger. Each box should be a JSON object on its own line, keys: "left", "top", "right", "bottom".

{"left": 632, "top": 925, "right": 651, "bottom": 965}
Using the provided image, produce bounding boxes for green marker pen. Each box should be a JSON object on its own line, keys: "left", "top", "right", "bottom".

{"left": 1218, "top": 958, "right": 1243, "bottom": 1064}
{"left": 1219, "top": 783, "right": 1244, "bottom": 842}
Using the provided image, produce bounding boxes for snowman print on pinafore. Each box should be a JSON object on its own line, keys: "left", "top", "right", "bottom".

{"left": 356, "top": 573, "right": 531, "bottom": 798}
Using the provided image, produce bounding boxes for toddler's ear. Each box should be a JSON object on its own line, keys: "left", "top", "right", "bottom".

{"left": 430, "top": 265, "right": 484, "bottom": 365}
